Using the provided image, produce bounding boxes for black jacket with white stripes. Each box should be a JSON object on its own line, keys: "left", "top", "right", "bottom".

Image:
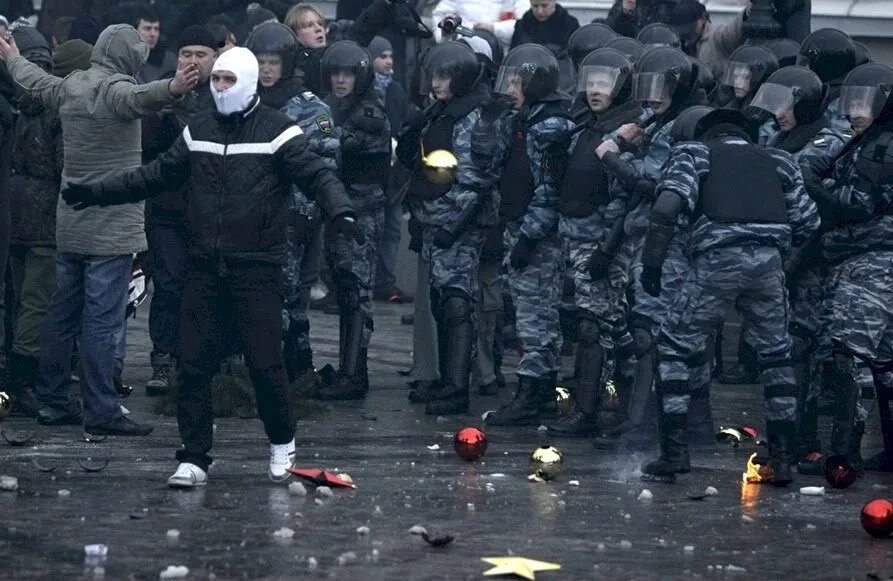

{"left": 94, "top": 97, "right": 354, "bottom": 265}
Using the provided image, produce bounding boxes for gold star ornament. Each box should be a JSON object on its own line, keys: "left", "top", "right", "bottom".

{"left": 481, "top": 557, "right": 561, "bottom": 580}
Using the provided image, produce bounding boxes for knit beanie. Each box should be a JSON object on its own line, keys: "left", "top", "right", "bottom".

{"left": 178, "top": 25, "right": 218, "bottom": 51}
{"left": 368, "top": 36, "right": 392, "bottom": 58}
{"left": 53, "top": 39, "right": 93, "bottom": 77}
{"left": 11, "top": 24, "right": 52, "bottom": 69}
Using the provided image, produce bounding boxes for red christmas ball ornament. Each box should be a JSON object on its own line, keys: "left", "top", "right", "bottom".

{"left": 823, "top": 455, "right": 859, "bottom": 489}
{"left": 453, "top": 427, "right": 488, "bottom": 461}
{"left": 861, "top": 499, "right": 893, "bottom": 538}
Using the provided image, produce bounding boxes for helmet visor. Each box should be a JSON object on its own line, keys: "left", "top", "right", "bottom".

{"left": 577, "top": 65, "right": 622, "bottom": 96}
{"left": 840, "top": 85, "right": 888, "bottom": 120}
{"left": 631, "top": 72, "right": 675, "bottom": 102}
{"left": 721, "top": 62, "right": 754, "bottom": 94}
{"left": 494, "top": 65, "right": 529, "bottom": 97}
{"left": 748, "top": 82, "right": 797, "bottom": 117}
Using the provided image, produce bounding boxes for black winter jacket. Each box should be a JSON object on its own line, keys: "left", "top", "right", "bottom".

{"left": 510, "top": 4, "right": 580, "bottom": 51}
{"left": 95, "top": 97, "right": 353, "bottom": 265}
{"left": 9, "top": 95, "right": 63, "bottom": 247}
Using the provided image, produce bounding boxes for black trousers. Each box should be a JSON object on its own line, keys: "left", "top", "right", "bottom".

{"left": 175, "top": 258, "right": 294, "bottom": 471}
{"left": 146, "top": 215, "right": 188, "bottom": 357}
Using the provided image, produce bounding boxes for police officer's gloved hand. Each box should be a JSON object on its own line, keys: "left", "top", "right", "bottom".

{"left": 432, "top": 227, "right": 457, "bottom": 249}
{"left": 806, "top": 154, "right": 833, "bottom": 177}
{"left": 799, "top": 162, "right": 825, "bottom": 197}
{"left": 61, "top": 181, "right": 104, "bottom": 211}
{"left": 331, "top": 214, "right": 365, "bottom": 245}
{"left": 481, "top": 94, "right": 515, "bottom": 118}
{"left": 587, "top": 249, "right": 611, "bottom": 280}
{"left": 640, "top": 265, "right": 662, "bottom": 297}
{"left": 509, "top": 234, "right": 537, "bottom": 270}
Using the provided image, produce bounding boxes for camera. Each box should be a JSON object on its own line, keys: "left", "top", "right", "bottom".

{"left": 438, "top": 15, "right": 462, "bottom": 36}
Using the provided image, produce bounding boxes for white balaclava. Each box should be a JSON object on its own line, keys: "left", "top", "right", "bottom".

{"left": 210, "top": 47, "right": 259, "bottom": 115}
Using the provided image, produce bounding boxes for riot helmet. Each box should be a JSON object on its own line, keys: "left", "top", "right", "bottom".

{"left": 473, "top": 28, "right": 504, "bottom": 67}
{"left": 748, "top": 66, "right": 824, "bottom": 129}
{"left": 798, "top": 28, "right": 857, "bottom": 83}
{"left": 671, "top": 105, "right": 714, "bottom": 142}
{"left": 606, "top": 37, "right": 647, "bottom": 64}
{"left": 495, "top": 43, "right": 560, "bottom": 106}
{"left": 692, "top": 57, "right": 716, "bottom": 98}
{"left": 421, "top": 41, "right": 481, "bottom": 100}
{"left": 320, "top": 40, "right": 374, "bottom": 97}
{"left": 631, "top": 46, "right": 695, "bottom": 114}
{"left": 567, "top": 23, "right": 617, "bottom": 70}
{"left": 839, "top": 62, "right": 893, "bottom": 132}
{"left": 721, "top": 46, "right": 778, "bottom": 100}
{"left": 764, "top": 38, "right": 800, "bottom": 69}
{"left": 246, "top": 22, "right": 300, "bottom": 88}
{"left": 576, "top": 48, "right": 633, "bottom": 112}
{"left": 636, "top": 23, "right": 682, "bottom": 50}
{"left": 854, "top": 41, "right": 872, "bottom": 67}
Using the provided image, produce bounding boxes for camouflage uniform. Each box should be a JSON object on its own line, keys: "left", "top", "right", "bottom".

{"left": 824, "top": 96, "right": 853, "bottom": 136}
{"left": 495, "top": 103, "right": 575, "bottom": 379}
{"left": 655, "top": 138, "right": 819, "bottom": 430}
{"left": 813, "top": 125, "right": 893, "bottom": 461}
{"left": 280, "top": 92, "right": 338, "bottom": 368}
{"left": 325, "top": 94, "right": 391, "bottom": 353}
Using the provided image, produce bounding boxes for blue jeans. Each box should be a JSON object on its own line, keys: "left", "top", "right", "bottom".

{"left": 36, "top": 253, "right": 133, "bottom": 426}
{"left": 374, "top": 201, "right": 402, "bottom": 291}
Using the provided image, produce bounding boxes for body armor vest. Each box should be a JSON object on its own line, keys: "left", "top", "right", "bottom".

{"left": 558, "top": 128, "right": 609, "bottom": 217}
{"left": 409, "top": 115, "right": 455, "bottom": 201}
{"left": 854, "top": 129, "right": 893, "bottom": 213}
{"left": 699, "top": 141, "right": 787, "bottom": 223}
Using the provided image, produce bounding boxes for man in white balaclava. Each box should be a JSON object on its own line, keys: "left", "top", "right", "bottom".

{"left": 60, "top": 45, "right": 359, "bottom": 490}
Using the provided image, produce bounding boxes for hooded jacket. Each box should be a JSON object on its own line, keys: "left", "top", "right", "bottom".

{"left": 510, "top": 4, "right": 579, "bottom": 51}
{"left": 5, "top": 24, "right": 180, "bottom": 255}
{"left": 85, "top": 47, "right": 353, "bottom": 266}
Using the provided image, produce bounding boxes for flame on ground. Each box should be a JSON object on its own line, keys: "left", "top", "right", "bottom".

{"left": 742, "top": 452, "right": 774, "bottom": 484}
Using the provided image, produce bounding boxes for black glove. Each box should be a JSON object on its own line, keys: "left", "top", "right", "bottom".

{"left": 61, "top": 182, "right": 104, "bottom": 211}
{"left": 331, "top": 214, "right": 365, "bottom": 245}
{"left": 290, "top": 213, "right": 312, "bottom": 246}
{"left": 587, "top": 249, "right": 611, "bottom": 281}
{"left": 640, "top": 265, "right": 662, "bottom": 297}
{"left": 481, "top": 94, "right": 515, "bottom": 118}
{"left": 432, "top": 227, "right": 456, "bottom": 249}
{"left": 800, "top": 163, "right": 825, "bottom": 197}
{"left": 509, "top": 234, "right": 537, "bottom": 270}
{"left": 807, "top": 154, "right": 833, "bottom": 177}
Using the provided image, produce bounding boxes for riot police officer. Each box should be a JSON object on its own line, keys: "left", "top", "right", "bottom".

{"left": 640, "top": 108, "right": 819, "bottom": 484}
{"left": 636, "top": 23, "right": 682, "bottom": 50}
{"left": 747, "top": 65, "right": 849, "bottom": 473}
{"left": 247, "top": 22, "right": 340, "bottom": 388}
{"left": 397, "top": 41, "right": 496, "bottom": 414}
{"left": 315, "top": 41, "right": 391, "bottom": 401}
{"left": 714, "top": 45, "right": 778, "bottom": 111}
{"left": 547, "top": 48, "right": 642, "bottom": 437}
{"left": 798, "top": 28, "right": 858, "bottom": 134}
{"left": 802, "top": 63, "right": 893, "bottom": 476}
{"left": 479, "top": 44, "right": 575, "bottom": 426}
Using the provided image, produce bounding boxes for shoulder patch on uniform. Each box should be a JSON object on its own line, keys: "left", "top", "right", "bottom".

{"left": 812, "top": 137, "right": 827, "bottom": 146}
{"left": 315, "top": 114, "right": 333, "bottom": 134}
{"left": 301, "top": 91, "right": 317, "bottom": 101}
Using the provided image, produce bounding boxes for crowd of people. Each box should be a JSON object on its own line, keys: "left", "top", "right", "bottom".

{"left": 0, "top": 0, "right": 890, "bottom": 491}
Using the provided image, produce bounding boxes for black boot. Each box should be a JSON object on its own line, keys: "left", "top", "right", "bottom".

{"left": 796, "top": 397, "right": 824, "bottom": 475}
{"left": 641, "top": 411, "right": 690, "bottom": 483}
{"left": 316, "top": 304, "right": 368, "bottom": 401}
{"left": 767, "top": 419, "right": 796, "bottom": 486}
{"left": 595, "top": 343, "right": 657, "bottom": 451}
{"left": 283, "top": 323, "right": 313, "bottom": 384}
{"left": 548, "top": 333, "right": 603, "bottom": 438}
{"left": 426, "top": 294, "right": 473, "bottom": 415}
{"left": 485, "top": 375, "right": 541, "bottom": 426}
{"left": 539, "top": 371, "right": 560, "bottom": 416}
{"left": 718, "top": 336, "right": 759, "bottom": 384}
{"left": 687, "top": 391, "right": 715, "bottom": 447}
{"left": 865, "top": 367, "right": 893, "bottom": 471}
{"left": 409, "top": 379, "right": 441, "bottom": 403}
{"left": 8, "top": 352, "right": 39, "bottom": 417}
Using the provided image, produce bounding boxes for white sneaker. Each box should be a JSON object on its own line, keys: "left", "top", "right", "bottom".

{"left": 269, "top": 439, "right": 296, "bottom": 482}
{"left": 167, "top": 463, "right": 208, "bottom": 489}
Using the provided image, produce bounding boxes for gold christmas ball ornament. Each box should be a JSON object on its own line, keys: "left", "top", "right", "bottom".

{"left": 530, "top": 445, "right": 563, "bottom": 481}
{"left": 422, "top": 149, "right": 458, "bottom": 185}
{"left": 555, "top": 387, "right": 574, "bottom": 416}
{"left": 0, "top": 392, "right": 10, "bottom": 420}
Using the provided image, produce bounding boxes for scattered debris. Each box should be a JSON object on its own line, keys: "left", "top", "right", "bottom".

{"left": 307, "top": 557, "right": 318, "bottom": 570}
{"left": 568, "top": 480, "right": 580, "bottom": 487}
{"left": 725, "top": 564, "right": 747, "bottom": 573}
{"left": 466, "top": 503, "right": 475, "bottom": 512}
{"left": 129, "top": 511, "right": 147, "bottom": 520}
{"left": 316, "top": 486, "right": 333, "bottom": 498}
{"left": 0, "top": 476, "right": 18, "bottom": 491}
{"left": 409, "top": 525, "right": 427, "bottom": 536}
{"left": 704, "top": 486, "right": 718, "bottom": 496}
{"left": 337, "top": 551, "right": 357, "bottom": 566}
{"left": 57, "top": 489, "right": 71, "bottom": 497}
{"left": 684, "top": 545, "right": 695, "bottom": 553}
{"left": 638, "top": 489, "right": 653, "bottom": 501}
{"left": 805, "top": 524, "right": 816, "bottom": 530}
{"left": 799, "top": 486, "right": 825, "bottom": 496}
{"left": 597, "top": 543, "right": 605, "bottom": 551}
{"left": 619, "top": 540, "right": 633, "bottom": 550}
{"left": 272, "top": 527, "right": 295, "bottom": 539}
{"left": 31, "top": 458, "right": 56, "bottom": 472}
{"left": 421, "top": 531, "right": 454, "bottom": 547}
{"left": 159, "top": 565, "right": 189, "bottom": 579}
{"left": 287, "top": 482, "right": 307, "bottom": 496}
{"left": 426, "top": 444, "right": 440, "bottom": 451}
{"left": 741, "top": 515, "right": 754, "bottom": 524}
{"left": 78, "top": 459, "right": 109, "bottom": 473}
{"left": 356, "top": 526, "right": 370, "bottom": 535}
{"left": 537, "top": 425, "right": 548, "bottom": 432}
{"left": 2, "top": 430, "right": 34, "bottom": 446}
{"left": 166, "top": 529, "right": 180, "bottom": 540}
{"left": 84, "top": 545, "right": 108, "bottom": 557}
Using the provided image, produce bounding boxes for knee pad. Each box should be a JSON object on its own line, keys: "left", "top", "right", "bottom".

{"left": 334, "top": 269, "right": 360, "bottom": 311}
{"left": 441, "top": 288, "right": 473, "bottom": 327}
{"left": 631, "top": 327, "right": 654, "bottom": 358}
{"left": 575, "top": 316, "right": 600, "bottom": 346}
{"left": 831, "top": 349, "right": 856, "bottom": 378}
